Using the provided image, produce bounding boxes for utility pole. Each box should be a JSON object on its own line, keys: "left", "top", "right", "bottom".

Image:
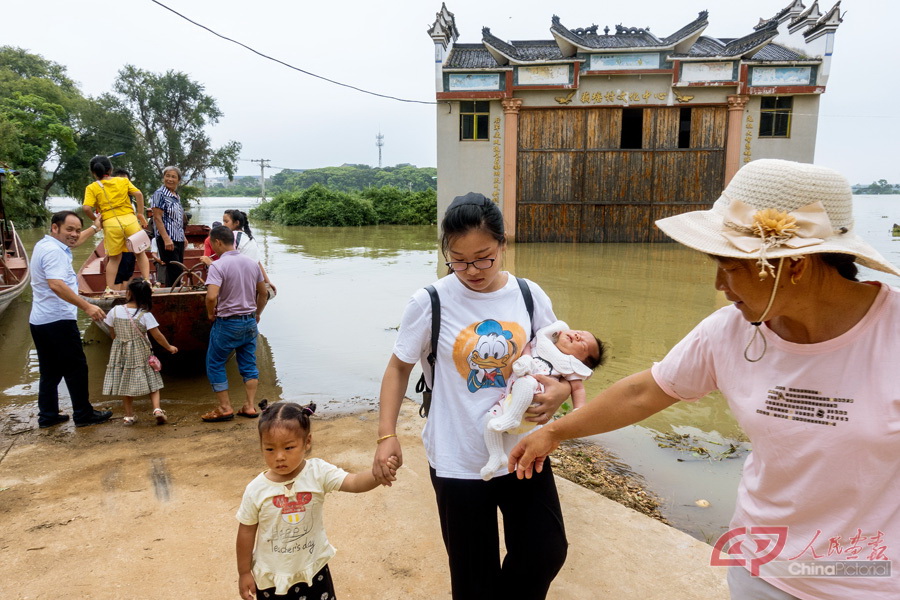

{"left": 375, "top": 132, "right": 384, "bottom": 168}
{"left": 250, "top": 158, "right": 271, "bottom": 201}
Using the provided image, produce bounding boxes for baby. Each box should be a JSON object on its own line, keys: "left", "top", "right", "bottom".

{"left": 481, "top": 320, "right": 606, "bottom": 480}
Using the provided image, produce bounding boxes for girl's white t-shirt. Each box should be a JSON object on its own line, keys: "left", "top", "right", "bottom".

{"left": 393, "top": 273, "right": 556, "bottom": 479}
{"left": 103, "top": 305, "right": 159, "bottom": 331}
{"left": 236, "top": 458, "right": 348, "bottom": 594}
{"left": 652, "top": 283, "right": 900, "bottom": 599}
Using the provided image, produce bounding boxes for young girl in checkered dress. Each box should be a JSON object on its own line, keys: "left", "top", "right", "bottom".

{"left": 102, "top": 278, "right": 177, "bottom": 425}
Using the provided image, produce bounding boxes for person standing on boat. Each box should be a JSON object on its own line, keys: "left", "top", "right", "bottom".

{"left": 200, "top": 225, "right": 268, "bottom": 422}
{"left": 221, "top": 209, "right": 276, "bottom": 294}
{"left": 111, "top": 168, "right": 137, "bottom": 290}
{"left": 150, "top": 166, "right": 186, "bottom": 288}
{"left": 30, "top": 210, "right": 113, "bottom": 429}
{"left": 82, "top": 155, "right": 150, "bottom": 293}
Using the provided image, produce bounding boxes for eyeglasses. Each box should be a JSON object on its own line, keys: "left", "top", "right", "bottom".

{"left": 445, "top": 258, "right": 496, "bottom": 272}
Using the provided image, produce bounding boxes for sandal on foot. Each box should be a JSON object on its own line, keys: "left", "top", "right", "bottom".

{"left": 152, "top": 408, "right": 168, "bottom": 425}
{"left": 123, "top": 416, "right": 135, "bottom": 425}
{"left": 236, "top": 408, "right": 259, "bottom": 418}
{"left": 201, "top": 408, "right": 234, "bottom": 422}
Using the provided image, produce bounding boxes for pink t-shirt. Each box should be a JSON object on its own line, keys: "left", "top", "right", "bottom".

{"left": 652, "top": 283, "right": 900, "bottom": 599}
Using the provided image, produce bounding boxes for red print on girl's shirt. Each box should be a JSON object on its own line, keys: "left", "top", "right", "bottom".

{"left": 272, "top": 492, "right": 312, "bottom": 514}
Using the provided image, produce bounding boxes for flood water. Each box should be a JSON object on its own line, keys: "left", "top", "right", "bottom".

{"left": 3, "top": 195, "right": 898, "bottom": 541}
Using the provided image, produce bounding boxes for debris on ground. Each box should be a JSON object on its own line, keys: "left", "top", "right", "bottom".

{"left": 652, "top": 430, "right": 748, "bottom": 461}
{"left": 553, "top": 439, "right": 667, "bottom": 524}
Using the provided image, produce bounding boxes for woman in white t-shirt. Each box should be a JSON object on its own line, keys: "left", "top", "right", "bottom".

{"left": 372, "top": 193, "right": 573, "bottom": 600}
{"left": 510, "top": 160, "right": 900, "bottom": 600}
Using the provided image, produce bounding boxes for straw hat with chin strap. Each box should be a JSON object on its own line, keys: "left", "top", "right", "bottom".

{"left": 655, "top": 159, "right": 900, "bottom": 279}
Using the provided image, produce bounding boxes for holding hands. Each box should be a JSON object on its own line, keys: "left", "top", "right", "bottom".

{"left": 373, "top": 434, "right": 403, "bottom": 487}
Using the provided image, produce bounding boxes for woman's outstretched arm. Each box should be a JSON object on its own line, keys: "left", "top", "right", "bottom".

{"left": 508, "top": 369, "right": 678, "bottom": 479}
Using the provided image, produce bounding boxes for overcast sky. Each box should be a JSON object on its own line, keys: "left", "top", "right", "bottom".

{"left": 6, "top": 0, "right": 896, "bottom": 184}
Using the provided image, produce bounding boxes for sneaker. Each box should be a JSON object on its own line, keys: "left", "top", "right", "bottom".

{"left": 75, "top": 409, "right": 113, "bottom": 428}
{"left": 153, "top": 408, "right": 168, "bottom": 425}
{"left": 38, "top": 413, "right": 70, "bottom": 429}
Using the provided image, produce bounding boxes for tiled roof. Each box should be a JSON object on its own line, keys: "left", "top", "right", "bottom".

{"left": 724, "top": 25, "right": 780, "bottom": 56}
{"left": 661, "top": 11, "right": 709, "bottom": 45}
{"left": 444, "top": 8, "right": 824, "bottom": 70}
{"left": 750, "top": 43, "right": 809, "bottom": 61}
{"left": 804, "top": 2, "right": 843, "bottom": 38}
{"left": 788, "top": 3, "right": 821, "bottom": 29}
{"left": 511, "top": 42, "right": 567, "bottom": 61}
{"left": 670, "top": 26, "right": 779, "bottom": 58}
{"left": 549, "top": 11, "right": 708, "bottom": 51}
{"left": 481, "top": 28, "right": 566, "bottom": 62}
{"left": 445, "top": 44, "right": 499, "bottom": 69}
{"left": 754, "top": 0, "right": 800, "bottom": 30}
{"left": 551, "top": 16, "right": 663, "bottom": 49}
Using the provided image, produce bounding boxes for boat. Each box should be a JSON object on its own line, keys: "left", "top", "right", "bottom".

{"left": 78, "top": 224, "right": 213, "bottom": 362}
{"left": 0, "top": 221, "right": 30, "bottom": 317}
{"left": 0, "top": 168, "right": 30, "bottom": 317}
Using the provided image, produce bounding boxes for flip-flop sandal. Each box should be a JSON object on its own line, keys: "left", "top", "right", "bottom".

{"left": 236, "top": 409, "right": 259, "bottom": 419}
{"left": 201, "top": 408, "right": 234, "bottom": 422}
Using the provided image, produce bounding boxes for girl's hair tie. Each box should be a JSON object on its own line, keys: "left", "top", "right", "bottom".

{"left": 301, "top": 402, "right": 317, "bottom": 416}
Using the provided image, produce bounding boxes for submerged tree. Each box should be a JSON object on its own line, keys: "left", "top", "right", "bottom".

{"left": 113, "top": 66, "right": 240, "bottom": 192}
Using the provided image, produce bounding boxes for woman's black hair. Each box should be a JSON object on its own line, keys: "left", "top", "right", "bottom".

{"left": 440, "top": 192, "right": 505, "bottom": 260}
{"left": 224, "top": 209, "right": 253, "bottom": 240}
{"left": 89, "top": 155, "right": 112, "bottom": 180}
{"left": 258, "top": 402, "right": 317, "bottom": 438}
{"left": 127, "top": 277, "right": 153, "bottom": 311}
{"left": 819, "top": 253, "right": 859, "bottom": 282}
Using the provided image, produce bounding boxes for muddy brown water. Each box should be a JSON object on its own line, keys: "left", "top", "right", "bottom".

{"left": 2, "top": 195, "right": 897, "bottom": 542}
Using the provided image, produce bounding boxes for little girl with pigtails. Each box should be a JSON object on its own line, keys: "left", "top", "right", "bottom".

{"left": 236, "top": 402, "right": 398, "bottom": 600}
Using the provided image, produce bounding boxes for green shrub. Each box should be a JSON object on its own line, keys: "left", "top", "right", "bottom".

{"left": 252, "top": 184, "right": 435, "bottom": 227}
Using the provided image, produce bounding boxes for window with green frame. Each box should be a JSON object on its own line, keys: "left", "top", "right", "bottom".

{"left": 759, "top": 96, "right": 793, "bottom": 138}
{"left": 460, "top": 101, "right": 490, "bottom": 140}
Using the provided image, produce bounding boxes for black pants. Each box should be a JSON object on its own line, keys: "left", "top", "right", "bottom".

{"left": 30, "top": 320, "right": 95, "bottom": 426}
{"left": 430, "top": 463, "right": 568, "bottom": 600}
{"left": 155, "top": 237, "right": 184, "bottom": 287}
{"left": 256, "top": 564, "right": 335, "bottom": 599}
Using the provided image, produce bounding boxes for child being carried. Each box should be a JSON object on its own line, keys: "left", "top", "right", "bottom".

{"left": 481, "top": 320, "right": 606, "bottom": 480}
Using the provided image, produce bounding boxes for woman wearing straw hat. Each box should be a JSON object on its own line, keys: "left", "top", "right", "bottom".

{"left": 509, "top": 159, "right": 900, "bottom": 599}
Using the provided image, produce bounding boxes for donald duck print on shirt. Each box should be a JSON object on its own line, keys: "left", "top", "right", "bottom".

{"left": 453, "top": 319, "right": 524, "bottom": 393}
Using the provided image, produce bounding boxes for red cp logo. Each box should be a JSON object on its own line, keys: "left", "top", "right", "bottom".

{"left": 711, "top": 527, "right": 788, "bottom": 576}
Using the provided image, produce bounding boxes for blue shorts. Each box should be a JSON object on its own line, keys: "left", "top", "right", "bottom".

{"left": 206, "top": 315, "right": 259, "bottom": 392}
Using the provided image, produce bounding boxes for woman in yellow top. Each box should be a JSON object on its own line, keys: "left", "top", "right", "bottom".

{"left": 82, "top": 155, "right": 150, "bottom": 291}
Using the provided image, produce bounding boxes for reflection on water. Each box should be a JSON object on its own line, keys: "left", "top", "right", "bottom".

{"left": 3, "top": 195, "right": 898, "bottom": 541}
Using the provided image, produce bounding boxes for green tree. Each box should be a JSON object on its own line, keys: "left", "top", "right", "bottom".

{"left": 0, "top": 47, "right": 82, "bottom": 224}
{"left": 55, "top": 93, "right": 139, "bottom": 202}
{"left": 113, "top": 65, "right": 240, "bottom": 193}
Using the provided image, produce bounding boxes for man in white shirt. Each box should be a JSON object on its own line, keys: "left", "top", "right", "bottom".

{"left": 29, "top": 211, "right": 112, "bottom": 428}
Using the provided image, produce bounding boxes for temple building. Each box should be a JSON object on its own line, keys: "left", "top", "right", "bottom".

{"left": 428, "top": 1, "right": 844, "bottom": 242}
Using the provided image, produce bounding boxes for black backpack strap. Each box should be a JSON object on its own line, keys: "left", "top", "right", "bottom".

{"left": 515, "top": 277, "right": 535, "bottom": 341}
{"left": 415, "top": 285, "right": 440, "bottom": 418}
{"left": 235, "top": 231, "right": 242, "bottom": 249}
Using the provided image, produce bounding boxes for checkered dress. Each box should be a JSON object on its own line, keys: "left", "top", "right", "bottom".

{"left": 103, "top": 310, "right": 164, "bottom": 397}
